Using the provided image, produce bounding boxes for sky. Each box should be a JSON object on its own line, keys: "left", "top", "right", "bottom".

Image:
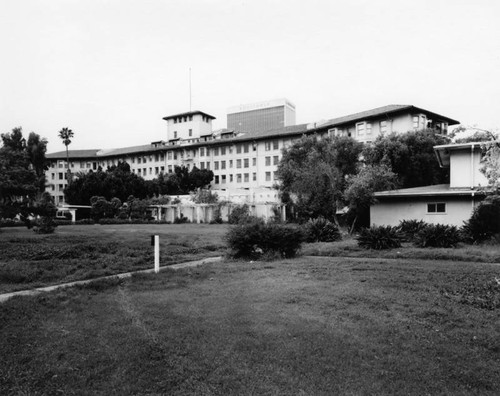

{"left": 1, "top": 0, "right": 500, "bottom": 153}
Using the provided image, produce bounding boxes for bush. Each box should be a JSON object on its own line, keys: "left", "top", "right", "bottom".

{"left": 357, "top": 226, "right": 402, "bottom": 250}
{"left": 397, "top": 219, "right": 429, "bottom": 242}
{"left": 228, "top": 204, "right": 250, "bottom": 224}
{"left": 226, "top": 219, "right": 304, "bottom": 259}
{"left": 76, "top": 218, "right": 96, "bottom": 225}
{"left": 462, "top": 195, "right": 500, "bottom": 243}
{"left": 0, "top": 219, "right": 24, "bottom": 228}
{"left": 174, "top": 214, "right": 189, "bottom": 224}
{"left": 304, "top": 217, "right": 341, "bottom": 242}
{"left": 32, "top": 216, "right": 57, "bottom": 234}
{"left": 414, "top": 224, "right": 461, "bottom": 248}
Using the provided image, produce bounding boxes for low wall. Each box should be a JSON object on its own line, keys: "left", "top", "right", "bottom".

{"left": 149, "top": 203, "right": 286, "bottom": 223}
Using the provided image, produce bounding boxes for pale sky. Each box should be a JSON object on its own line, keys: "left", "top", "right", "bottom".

{"left": 1, "top": 0, "right": 500, "bottom": 153}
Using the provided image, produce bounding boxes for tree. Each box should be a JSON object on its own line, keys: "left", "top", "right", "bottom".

{"left": 277, "top": 135, "right": 363, "bottom": 222}
{"left": 481, "top": 141, "right": 500, "bottom": 189}
{"left": 344, "top": 164, "right": 398, "bottom": 232}
{"left": 363, "top": 129, "right": 448, "bottom": 188}
{"left": 26, "top": 132, "right": 49, "bottom": 192}
{"left": 0, "top": 128, "right": 51, "bottom": 229}
{"left": 58, "top": 127, "right": 74, "bottom": 181}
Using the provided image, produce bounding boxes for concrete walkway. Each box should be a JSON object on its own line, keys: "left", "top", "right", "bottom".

{"left": 0, "top": 256, "right": 223, "bottom": 304}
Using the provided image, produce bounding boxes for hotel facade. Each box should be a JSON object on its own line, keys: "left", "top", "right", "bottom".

{"left": 46, "top": 104, "right": 459, "bottom": 206}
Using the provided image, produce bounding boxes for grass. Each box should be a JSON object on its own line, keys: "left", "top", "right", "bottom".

{"left": 302, "top": 235, "right": 500, "bottom": 263}
{"left": 1, "top": 257, "right": 499, "bottom": 394}
{"left": 0, "top": 224, "right": 228, "bottom": 293}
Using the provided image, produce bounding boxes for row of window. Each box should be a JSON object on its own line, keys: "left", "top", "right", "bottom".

{"left": 213, "top": 171, "right": 278, "bottom": 184}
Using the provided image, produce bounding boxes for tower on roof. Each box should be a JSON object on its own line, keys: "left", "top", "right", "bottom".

{"left": 162, "top": 110, "right": 215, "bottom": 142}
{"left": 227, "top": 98, "right": 296, "bottom": 133}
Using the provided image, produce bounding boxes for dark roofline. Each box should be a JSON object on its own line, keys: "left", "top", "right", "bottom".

{"left": 322, "top": 104, "right": 460, "bottom": 129}
{"left": 162, "top": 110, "right": 216, "bottom": 121}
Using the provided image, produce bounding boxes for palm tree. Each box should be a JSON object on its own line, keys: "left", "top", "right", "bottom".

{"left": 58, "top": 127, "right": 74, "bottom": 182}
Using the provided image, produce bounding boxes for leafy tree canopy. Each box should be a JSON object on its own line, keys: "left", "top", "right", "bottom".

{"left": 277, "top": 135, "right": 363, "bottom": 222}
{"left": 363, "top": 129, "right": 449, "bottom": 188}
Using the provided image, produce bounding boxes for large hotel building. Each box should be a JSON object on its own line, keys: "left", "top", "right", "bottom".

{"left": 46, "top": 101, "right": 459, "bottom": 206}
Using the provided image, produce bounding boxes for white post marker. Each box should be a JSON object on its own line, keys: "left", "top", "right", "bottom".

{"left": 154, "top": 235, "right": 160, "bottom": 273}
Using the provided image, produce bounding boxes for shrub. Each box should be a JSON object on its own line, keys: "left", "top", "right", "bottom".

{"left": 76, "top": 218, "right": 96, "bottom": 225}
{"left": 228, "top": 204, "right": 250, "bottom": 224}
{"left": 357, "top": 226, "right": 402, "bottom": 250}
{"left": 461, "top": 195, "right": 500, "bottom": 243}
{"left": 414, "top": 224, "right": 461, "bottom": 248}
{"left": 174, "top": 214, "right": 189, "bottom": 224}
{"left": 304, "top": 217, "right": 341, "bottom": 242}
{"left": 32, "top": 216, "right": 57, "bottom": 234}
{"left": 0, "top": 219, "right": 24, "bottom": 228}
{"left": 397, "top": 219, "right": 429, "bottom": 242}
{"left": 226, "top": 219, "right": 304, "bottom": 259}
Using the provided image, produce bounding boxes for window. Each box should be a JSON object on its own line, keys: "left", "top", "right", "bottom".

{"left": 366, "top": 122, "right": 372, "bottom": 135}
{"left": 173, "top": 152, "right": 177, "bottom": 160}
{"left": 155, "top": 154, "right": 159, "bottom": 162}
{"left": 214, "top": 161, "right": 219, "bottom": 170}
{"left": 265, "top": 172, "right": 271, "bottom": 181}
{"left": 265, "top": 156, "right": 271, "bottom": 166}
{"left": 237, "top": 174, "right": 242, "bottom": 183}
{"left": 155, "top": 167, "right": 159, "bottom": 175}
{"left": 243, "top": 144, "right": 249, "bottom": 153}
{"left": 132, "top": 157, "right": 135, "bottom": 163}
{"left": 253, "top": 172, "right": 257, "bottom": 181}
{"left": 236, "top": 159, "right": 242, "bottom": 168}
{"left": 174, "top": 131, "right": 177, "bottom": 139}
{"left": 380, "top": 120, "right": 387, "bottom": 134}
{"left": 356, "top": 122, "right": 365, "bottom": 136}
{"left": 221, "top": 175, "right": 226, "bottom": 183}
{"left": 206, "top": 148, "right": 210, "bottom": 156}
{"left": 230, "top": 174, "right": 233, "bottom": 182}
{"left": 265, "top": 141, "right": 271, "bottom": 151}
{"left": 229, "top": 160, "right": 233, "bottom": 168}
{"left": 167, "top": 152, "right": 172, "bottom": 160}
{"left": 200, "top": 162, "right": 205, "bottom": 169}
{"left": 236, "top": 145, "right": 242, "bottom": 154}
{"left": 244, "top": 173, "right": 249, "bottom": 182}
{"left": 412, "top": 116, "right": 419, "bottom": 129}
{"left": 149, "top": 168, "right": 152, "bottom": 175}
{"left": 138, "top": 169, "right": 142, "bottom": 175}
{"left": 168, "top": 165, "right": 173, "bottom": 173}
{"left": 206, "top": 162, "right": 210, "bottom": 170}
{"left": 273, "top": 171, "right": 279, "bottom": 180}
{"left": 221, "top": 160, "right": 226, "bottom": 170}
{"left": 273, "top": 155, "right": 279, "bottom": 165}
{"left": 59, "top": 173, "right": 63, "bottom": 180}
{"left": 427, "top": 203, "right": 446, "bottom": 213}
{"left": 252, "top": 158, "right": 256, "bottom": 166}
{"left": 189, "top": 129, "right": 192, "bottom": 137}
{"left": 51, "top": 173, "right": 55, "bottom": 180}
{"left": 160, "top": 154, "right": 165, "bottom": 161}
{"left": 214, "top": 147, "right": 219, "bottom": 156}
{"left": 221, "top": 146, "right": 226, "bottom": 155}
{"left": 214, "top": 175, "right": 219, "bottom": 184}
{"left": 160, "top": 166, "right": 165, "bottom": 173}
{"left": 273, "top": 140, "right": 279, "bottom": 150}
{"left": 244, "top": 158, "right": 249, "bottom": 168}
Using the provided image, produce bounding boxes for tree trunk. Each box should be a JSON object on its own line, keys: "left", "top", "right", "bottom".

{"left": 349, "top": 215, "right": 358, "bottom": 235}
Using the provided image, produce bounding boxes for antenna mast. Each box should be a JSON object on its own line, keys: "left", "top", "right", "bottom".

{"left": 189, "top": 68, "right": 192, "bottom": 111}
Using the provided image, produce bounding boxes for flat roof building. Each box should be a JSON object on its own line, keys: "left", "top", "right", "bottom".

{"left": 227, "top": 98, "right": 296, "bottom": 133}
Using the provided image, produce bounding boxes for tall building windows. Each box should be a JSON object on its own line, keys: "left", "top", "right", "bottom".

{"left": 189, "top": 129, "right": 192, "bottom": 137}
{"left": 214, "top": 147, "right": 219, "bottom": 156}
{"left": 265, "top": 172, "right": 271, "bottom": 181}
{"left": 244, "top": 158, "right": 249, "bottom": 168}
{"left": 236, "top": 159, "right": 242, "bottom": 169}
{"left": 221, "top": 146, "right": 226, "bottom": 155}
{"left": 273, "top": 140, "right": 279, "bottom": 150}
{"left": 252, "top": 158, "right": 256, "bottom": 166}
{"left": 273, "top": 155, "right": 279, "bottom": 165}
{"left": 237, "top": 174, "right": 242, "bottom": 183}
{"left": 214, "top": 161, "right": 219, "bottom": 170}
{"left": 229, "top": 160, "right": 233, "bottom": 168}
{"left": 380, "top": 120, "right": 387, "bottom": 134}
{"left": 356, "top": 122, "right": 365, "bottom": 136}
{"left": 200, "top": 147, "right": 205, "bottom": 156}
{"left": 265, "top": 141, "right": 271, "bottom": 151}
{"left": 243, "top": 144, "right": 249, "bottom": 153}
{"left": 265, "top": 156, "right": 271, "bottom": 166}
{"left": 236, "top": 145, "right": 242, "bottom": 154}
{"left": 221, "top": 160, "right": 226, "bottom": 170}
{"left": 244, "top": 173, "right": 249, "bottom": 182}
{"left": 174, "top": 131, "right": 177, "bottom": 139}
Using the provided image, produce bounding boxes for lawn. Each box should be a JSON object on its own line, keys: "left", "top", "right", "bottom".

{"left": 0, "top": 224, "right": 228, "bottom": 294}
{"left": 1, "top": 257, "right": 499, "bottom": 395}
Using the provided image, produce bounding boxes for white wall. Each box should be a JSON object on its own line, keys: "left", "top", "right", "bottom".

{"left": 371, "top": 197, "right": 477, "bottom": 227}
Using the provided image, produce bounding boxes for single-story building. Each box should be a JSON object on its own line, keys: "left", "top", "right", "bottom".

{"left": 371, "top": 142, "right": 492, "bottom": 227}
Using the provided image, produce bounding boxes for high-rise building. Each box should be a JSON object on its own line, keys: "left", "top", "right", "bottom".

{"left": 227, "top": 98, "right": 296, "bottom": 133}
